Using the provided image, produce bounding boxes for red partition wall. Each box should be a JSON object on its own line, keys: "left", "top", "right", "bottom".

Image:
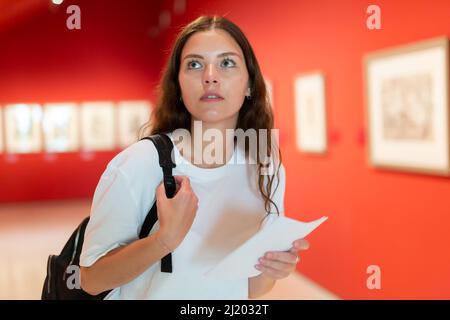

{"left": 0, "top": 0, "right": 163, "bottom": 202}
{"left": 157, "top": 0, "right": 450, "bottom": 299}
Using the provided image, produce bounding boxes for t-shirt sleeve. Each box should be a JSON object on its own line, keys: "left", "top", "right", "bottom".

{"left": 79, "top": 165, "right": 139, "bottom": 267}
{"left": 80, "top": 140, "right": 162, "bottom": 267}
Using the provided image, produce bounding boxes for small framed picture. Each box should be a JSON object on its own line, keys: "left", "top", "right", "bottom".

{"left": 4, "top": 103, "right": 43, "bottom": 154}
{"left": 264, "top": 78, "right": 274, "bottom": 109}
{"left": 364, "top": 37, "right": 449, "bottom": 176}
{"left": 0, "top": 107, "right": 3, "bottom": 153}
{"left": 80, "top": 102, "right": 116, "bottom": 151}
{"left": 294, "top": 72, "right": 327, "bottom": 153}
{"left": 42, "top": 103, "right": 79, "bottom": 153}
{"left": 117, "top": 100, "right": 152, "bottom": 148}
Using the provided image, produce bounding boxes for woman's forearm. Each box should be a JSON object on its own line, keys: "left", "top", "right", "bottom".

{"left": 80, "top": 231, "right": 170, "bottom": 296}
{"left": 248, "top": 273, "right": 276, "bottom": 299}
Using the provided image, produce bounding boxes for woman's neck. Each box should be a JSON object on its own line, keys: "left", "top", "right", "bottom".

{"left": 176, "top": 118, "right": 237, "bottom": 169}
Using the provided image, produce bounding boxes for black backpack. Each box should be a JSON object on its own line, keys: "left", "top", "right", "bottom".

{"left": 41, "top": 133, "right": 177, "bottom": 300}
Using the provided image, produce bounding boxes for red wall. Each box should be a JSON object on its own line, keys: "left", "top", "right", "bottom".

{"left": 159, "top": 0, "right": 450, "bottom": 299}
{"left": 0, "top": 0, "right": 162, "bottom": 202}
{"left": 1, "top": 0, "right": 450, "bottom": 299}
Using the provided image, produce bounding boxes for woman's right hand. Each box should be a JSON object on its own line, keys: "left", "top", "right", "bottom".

{"left": 155, "top": 175, "right": 198, "bottom": 251}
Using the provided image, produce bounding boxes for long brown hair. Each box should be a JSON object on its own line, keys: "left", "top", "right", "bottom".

{"left": 140, "top": 15, "right": 282, "bottom": 217}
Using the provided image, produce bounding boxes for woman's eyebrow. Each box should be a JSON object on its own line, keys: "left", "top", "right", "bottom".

{"left": 182, "top": 51, "right": 242, "bottom": 60}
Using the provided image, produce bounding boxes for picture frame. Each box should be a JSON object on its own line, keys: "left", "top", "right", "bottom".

{"left": 0, "top": 107, "right": 3, "bottom": 153}
{"left": 4, "top": 103, "right": 43, "bottom": 154}
{"left": 264, "top": 77, "right": 274, "bottom": 109}
{"left": 80, "top": 102, "right": 116, "bottom": 151}
{"left": 117, "top": 100, "right": 152, "bottom": 148}
{"left": 42, "top": 103, "right": 79, "bottom": 153}
{"left": 364, "top": 37, "right": 449, "bottom": 176}
{"left": 294, "top": 72, "right": 327, "bottom": 154}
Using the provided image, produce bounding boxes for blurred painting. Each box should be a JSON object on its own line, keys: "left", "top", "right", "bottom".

{"left": 4, "top": 104, "right": 42, "bottom": 153}
{"left": 117, "top": 100, "right": 152, "bottom": 148}
{"left": 0, "top": 107, "right": 3, "bottom": 153}
{"left": 264, "top": 77, "right": 274, "bottom": 109}
{"left": 365, "top": 37, "right": 449, "bottom": 176}
{"left": 80, "top": 102, "right": 115, "bottom": 151}
{"left": 294, "top": 72, "right": 327, "bottom": 154}
{"left": 43, "top": 103, "right": 79, "bottom": 153}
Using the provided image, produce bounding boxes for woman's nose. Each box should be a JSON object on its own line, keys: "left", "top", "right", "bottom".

{"left": 202, "top": 64, "right": 219, "bottom": 84}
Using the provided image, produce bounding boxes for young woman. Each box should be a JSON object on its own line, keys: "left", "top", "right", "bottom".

{"left": 80, "top": 15, "right": 309, "bottom": 300}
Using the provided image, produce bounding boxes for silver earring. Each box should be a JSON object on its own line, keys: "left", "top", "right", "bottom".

{"left": 245, "top": 95, "right": 251, "bottom": 100}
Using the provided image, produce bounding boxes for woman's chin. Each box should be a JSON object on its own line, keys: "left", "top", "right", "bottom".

{"left": 194, "top": 113, "right": 230, "bottom": 124}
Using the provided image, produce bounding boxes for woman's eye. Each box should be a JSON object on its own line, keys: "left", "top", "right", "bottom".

{"left": 221, "top": 58, "right": 236, "bottom": 68}
{"left": 187, "top": 60, "right": 202, "bottom": 69}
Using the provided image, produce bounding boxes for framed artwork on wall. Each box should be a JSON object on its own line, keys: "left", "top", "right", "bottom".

{"left": 0, "top": 107, "right": 3, "bottom": 153}
{"left": 364, "top": 37, "right": 449, "bottom": 176}
{"left": 294, "top": 72, "right": 327, "bottom": 154}
{"left": 43, "top": 103, "right": 79, "bottom": 153}
{"left": 4, "top": 103, "right": 43, "bottom": 154}
{"left": 117, "top": 100, "right": 152, "bottom": 148}
{"left": 264, "top": 77, "right": 274, "bottom": 109}
{"left": 80, "top": 102, "right": 115, "bottom": 151}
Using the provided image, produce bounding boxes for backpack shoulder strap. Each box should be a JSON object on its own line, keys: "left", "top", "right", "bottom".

{"left": 145, "top": 133, "right": 177, "bottom": 198}
{"left": 138, "top": 133, "right": 176, "bottom": 273}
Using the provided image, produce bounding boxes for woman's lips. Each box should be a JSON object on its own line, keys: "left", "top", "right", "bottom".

{"left": 200, "top": 97, "right": 224, "bottom": 102}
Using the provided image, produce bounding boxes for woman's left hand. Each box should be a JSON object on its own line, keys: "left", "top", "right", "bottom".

{"left": 255, "top": 239, "right": 310, "bottom": 280}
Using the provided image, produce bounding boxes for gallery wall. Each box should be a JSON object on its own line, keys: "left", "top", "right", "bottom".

{"left": 156, "top": 0, "right": 450, "bottom": 299}
{"left": 0, "top": 0, "right": 163, "bottom": 202}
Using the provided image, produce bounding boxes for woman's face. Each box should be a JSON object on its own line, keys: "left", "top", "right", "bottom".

{"left": 178, "top": 29, "right": 250, "bottom": 127}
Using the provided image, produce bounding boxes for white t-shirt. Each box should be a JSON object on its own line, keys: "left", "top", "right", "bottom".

{"left": 80, "top": 132, "right": 286, "bottom": 300}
